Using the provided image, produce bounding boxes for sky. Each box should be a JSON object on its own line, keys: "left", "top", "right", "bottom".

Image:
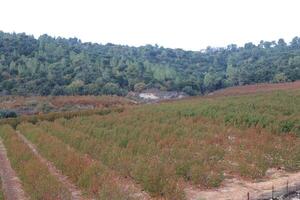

{"left": 0, "top": 0, "right": 299, "bottom": 50}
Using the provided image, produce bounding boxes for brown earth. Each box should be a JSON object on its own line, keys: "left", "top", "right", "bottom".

{"left": 16, "top": 131, "right": 86, "bottom": 200}
{"left": 16, "top": 130, "right": 151, "bottom": 200}
{"left": 0, "top": 139, "right": 28, "bottom": 200}
{"left": 185, "top": 169, "right": 300, "bottom": 200}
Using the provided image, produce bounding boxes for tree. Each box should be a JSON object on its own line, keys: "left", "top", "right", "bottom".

{"left": 182, "top": 86, "right": 197, "bottom": 96}
{"left": 273, "top": 73, "right": 288, "bottom": 83}
{"left": 102, "top": 82, "right": 121, "bottom": 95}
{"left": 0, "top": 31, "right": 299, "bottom": 96}
{"left": 134, "top": 82, "right": 146, "bottom": 92}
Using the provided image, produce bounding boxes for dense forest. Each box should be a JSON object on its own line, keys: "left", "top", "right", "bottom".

{"left": 0, "top": 31, "right": 300, "bottom": 96}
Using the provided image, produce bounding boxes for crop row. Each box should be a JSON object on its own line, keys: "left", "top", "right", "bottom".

{"left": 36, "top": 102, "right": 300, "bottom": 199}
{"left": 176, "top": 90, "right": 300, "bottom": 135}
{"left": 38, "top": 120, "right": 187, "bottom": 199}
{"left": 0, "top": 125, "right": 71, "bottom": 200}
{"left": 17, "top": 123, "right": 134, "bottom": 200}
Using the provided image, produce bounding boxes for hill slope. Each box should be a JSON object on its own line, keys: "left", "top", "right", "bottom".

{"left": 0, "top": 31, "right": 300, "bottom": 96}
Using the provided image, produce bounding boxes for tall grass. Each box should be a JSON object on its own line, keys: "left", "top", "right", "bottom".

{"left": 0, "top": 125, "right": 71, "bottom": 200}
{"left": 176, "top": 90, "right": 300, "bottom": 135}
{"left": 5, "top": 89, "right": 299, "bottom": 199}
{"left": 17, "top": 123, "right": 134, "bottom": 200}
{"left": 38, "top": 120, "right": 186, "bottom": 199}
{"left": 0, "top": 178, "right": 4, "bottom": 200}
{"left": 45, "top": 89, "right": 300, "bottom": 196}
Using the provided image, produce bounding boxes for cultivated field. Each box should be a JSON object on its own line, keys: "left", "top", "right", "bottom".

{"left": 0, "top": 84, "right": 299, "bottom": 199}
{"left": 0, "top": 95, "right": 132, "bottom": 115}
{"left": 209, "top": 80, "right": 300, "bottom": 97}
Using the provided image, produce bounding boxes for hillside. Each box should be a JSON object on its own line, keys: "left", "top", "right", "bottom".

{"left": 0, "top": 85, "right": 299, "bottom": 199}
{"left": 0, "top": 31, "right": 300, "bottom": 96}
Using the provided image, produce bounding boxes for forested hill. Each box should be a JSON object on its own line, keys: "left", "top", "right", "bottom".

{"left": 0, "top": 31, "right": 300, "bottom": 96}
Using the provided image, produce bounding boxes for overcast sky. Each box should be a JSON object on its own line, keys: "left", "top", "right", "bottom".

{"left": 0, "top": 0, "right": 299, "bottom": 50}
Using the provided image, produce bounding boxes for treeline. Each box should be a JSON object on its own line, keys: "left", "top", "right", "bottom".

{"left": 0, "top": 31, "right": 300, "bottom": 96}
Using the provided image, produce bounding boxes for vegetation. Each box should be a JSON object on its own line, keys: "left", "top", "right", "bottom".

{"left": 175, "top": 90, "right": 300, "bottom": 135}
{"left": 1, "top": 31, "right": 300, "bottom": 96}
{"left": 17, "top": 123, "right": 134, "bottom": 200}
{"left": 30, "top": 89, "right": 299, "bottom": 198}
{"left": 0, "top": 107, "right": 123, "bottom": 128}
{"left": 0, "top": 95, "right": 131, "bottom": 114}
{"left": 0, "top": 109, "right": 17, "bottom": 119}
{"left": 0, "top": 178, "right": 4, "bottom": 200}
{"left": 0, "top": 87, "right": 298, "bottom": 199}
{"left": 0, "top": 125, "right": 71, "bottom": 200}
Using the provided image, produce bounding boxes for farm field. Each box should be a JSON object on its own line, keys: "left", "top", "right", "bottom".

{"left": 0, "top": 125, "right": 72, "bottom": 200}
{"left": 0, "top": 95, "right": 132, "bottom": 115}
{"left": 209, "top": 80, "right": 300, "bottom": 97}
{"left": 0, "top": 86, "right": 299, "bottom": 199}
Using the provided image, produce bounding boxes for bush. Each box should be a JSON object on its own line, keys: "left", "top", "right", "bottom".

{"left": 0, "top": 110, "right": 17, "bottom": 119}
{"left": 182, "top": 86, "right": 197, "bottom": 96}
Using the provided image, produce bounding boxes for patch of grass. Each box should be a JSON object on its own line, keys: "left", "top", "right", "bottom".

{"left": 0, "top": 125, "right": 71, "bottom": 200}
{"left": 0, "top": 178, "right": 4, "bottom": 200}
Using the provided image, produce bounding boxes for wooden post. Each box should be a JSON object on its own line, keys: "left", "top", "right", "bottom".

{"left": 247, "top": 192, "right": 250, "bottom": 200}
{"left": 287, "top": 180, "right": 289, "bottom": 194}
{"left": 272, "top": 185, "right": 274, "bottom": 199}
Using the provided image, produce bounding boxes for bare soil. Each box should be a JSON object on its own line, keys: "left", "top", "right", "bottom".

{"left": 0, "top": 139, "right": 28, "bottom": 200}
{"left": 185, "top": 169, "right": 300, "bottom": 200}
{"left": 16, "top": 131, "right": 151, "bottom": 200}
{"left": 16, "top": 131, "right": 86, "bottom": 200}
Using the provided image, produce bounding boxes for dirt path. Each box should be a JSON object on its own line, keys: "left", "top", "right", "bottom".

{"left": 185, "top": 169, "right": 300, "bottom": 200}
{"left": 16, "top": 131, "right": 86, "bottom": 200}
{"left": 0, "top": 139, "right": 28, "bottom": 200}
{"left": 114, "top": 175, "right": 151, "bottom": 200}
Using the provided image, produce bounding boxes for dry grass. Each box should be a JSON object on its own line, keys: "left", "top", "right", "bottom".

{"left": 0, "top": 125, "right": 71, "bottom": 200}
{"left": 0, "top": 95, "right": 132, "bottom": 114}
{"left": 0, "top": 86, "right": 298, "bottom": 199}
{"left": 36, "top": 89, "right": 299, "bottom": 199}
{"left": 17, "top": 123, "right": 135, "bottom": 200}
{"left": 0, "top": 177, "right": 4, "bottom": 200}
{"left": 209, "top": 80, "right": 300, "bottom": 97}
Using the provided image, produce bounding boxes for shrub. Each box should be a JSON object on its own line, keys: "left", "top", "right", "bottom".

{"left": 0, "top": 109, "right": 17, "bottom": 119}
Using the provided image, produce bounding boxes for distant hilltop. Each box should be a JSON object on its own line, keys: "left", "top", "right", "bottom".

{"left": 0, "top": 31, "right": 300, "bottom": 96}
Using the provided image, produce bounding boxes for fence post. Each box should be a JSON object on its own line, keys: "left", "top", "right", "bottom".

{"left": 247, "top": 192, "right": 249, "bottom": 200}
{"left": 272, "top": 185, "right": 274, "bottom": 199}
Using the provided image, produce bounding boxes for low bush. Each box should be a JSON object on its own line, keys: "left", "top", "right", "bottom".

{"left": 0, "top": 109, "right": 17, "bottom": 119}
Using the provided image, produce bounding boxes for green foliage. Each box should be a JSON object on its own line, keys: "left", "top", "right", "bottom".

{"left": 0, "top": 179, "right": 3, "bottom": 200}
{"left": 273, "top": 73, "right": 288, "bottom": 83}
{"left": 182, "top": 86, "right": 197, "bottom": 96}
{"left": 0, "top": 31, "right": 299, "bottom": 96}
{"left": 133, "top": 82, "right": 146, "bottom": 92}
{"left": 0, "top": 109, "right": 17, "bottom": 119}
